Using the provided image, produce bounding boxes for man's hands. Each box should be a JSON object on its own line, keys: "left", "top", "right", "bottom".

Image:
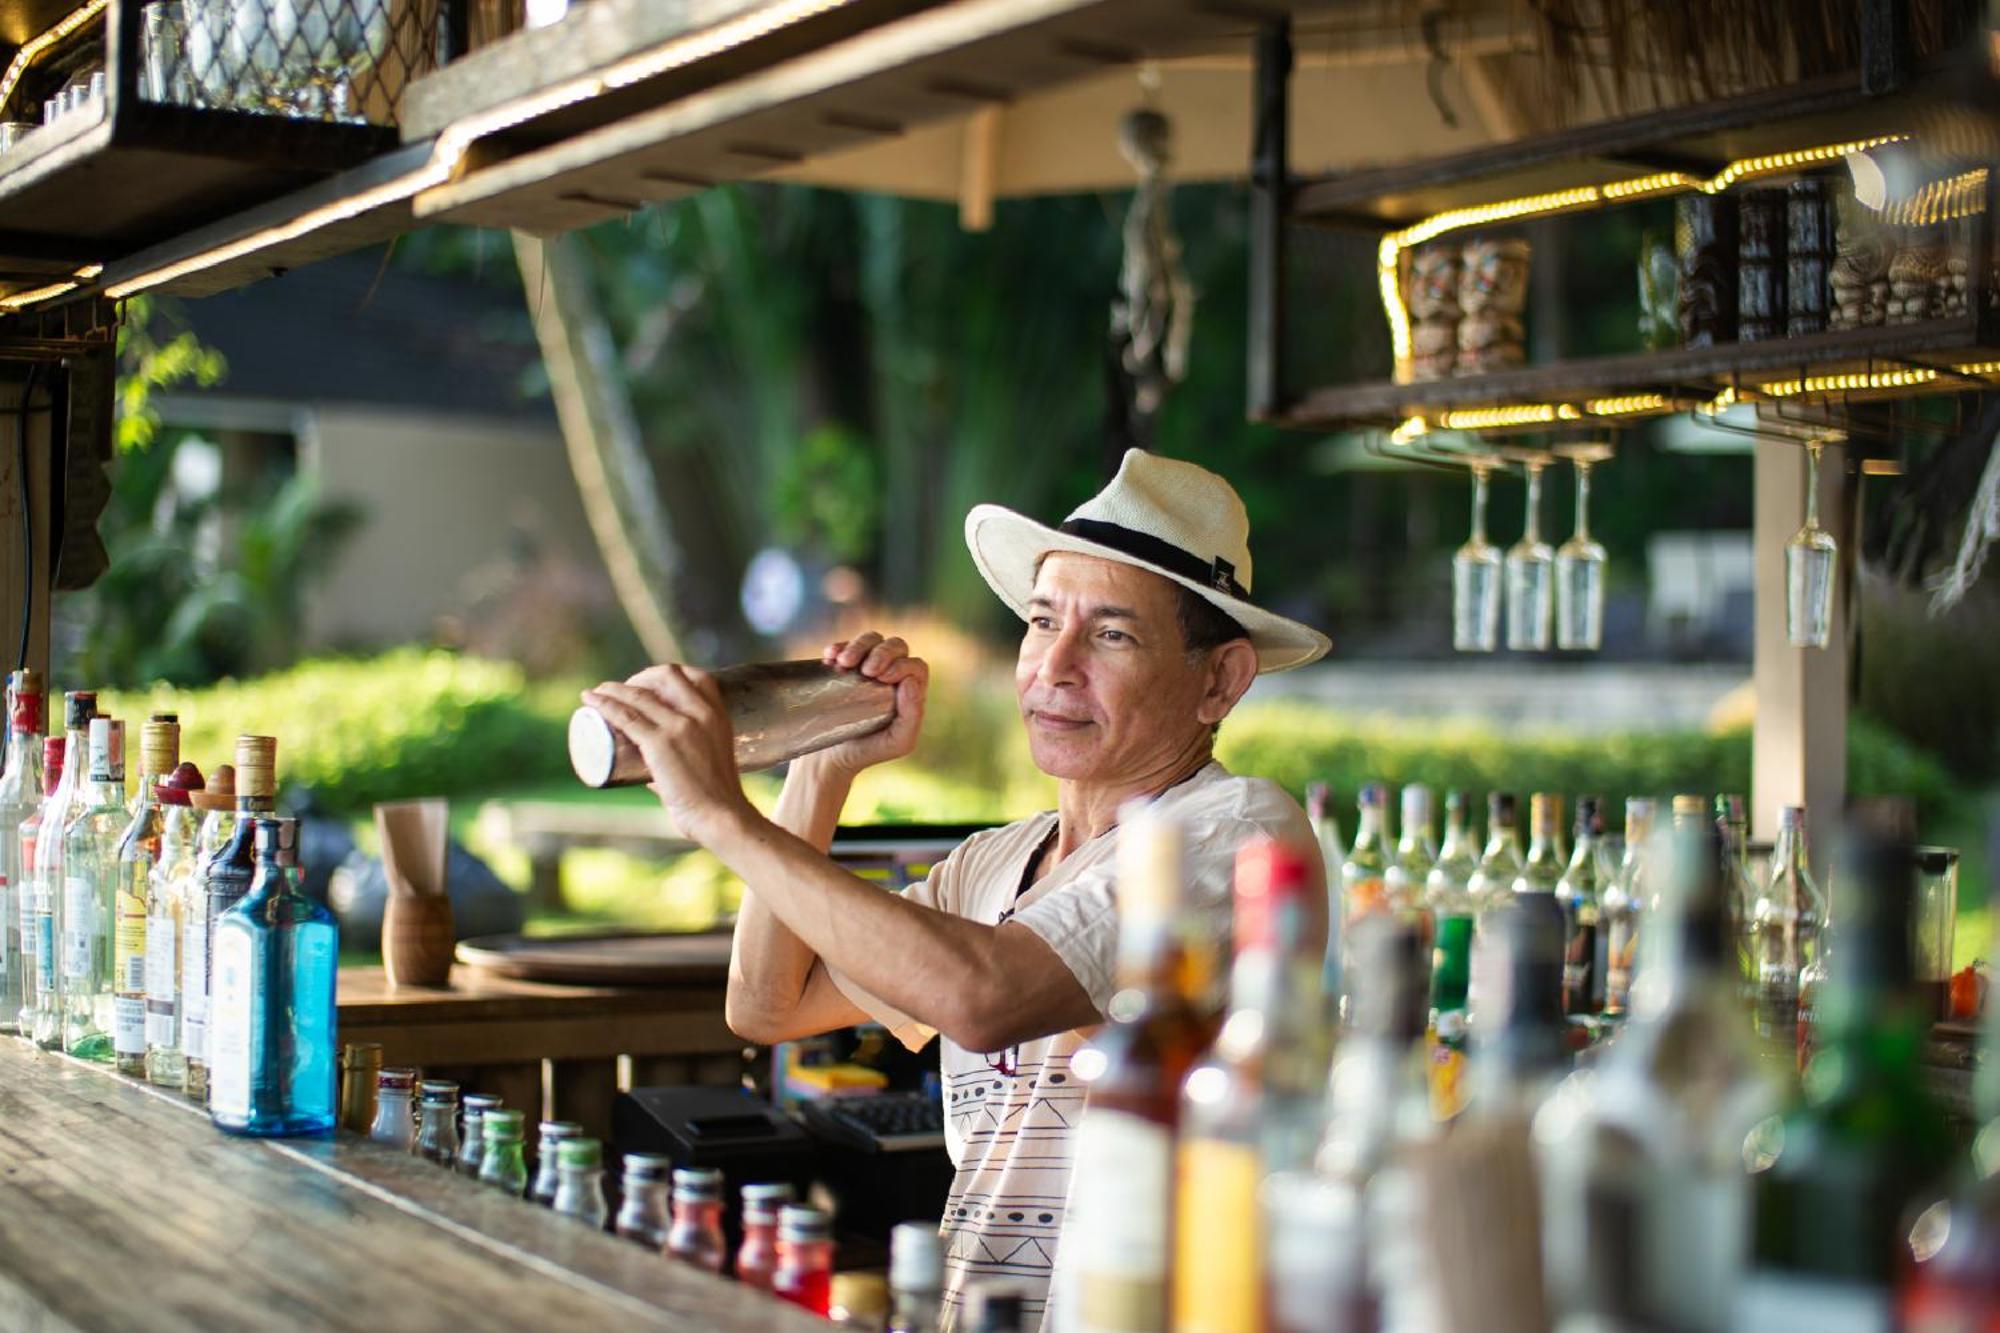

{"left": 801, "top": 632, "right": 928, "bottom": 780}
{"left": 582, "top": 665, "right": 755, "bottom": 844}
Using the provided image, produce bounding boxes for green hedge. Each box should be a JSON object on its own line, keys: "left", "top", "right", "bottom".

{"left": 100, "top": 650, "right": 575, "bottom": 814}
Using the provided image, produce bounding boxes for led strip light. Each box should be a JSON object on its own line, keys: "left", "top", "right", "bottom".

{"left": 0, "top": 0, "right": 107, "bottom": 122}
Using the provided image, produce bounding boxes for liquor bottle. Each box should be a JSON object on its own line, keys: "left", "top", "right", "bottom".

{"left": 1264, "top": 917, "right": 1433, "bottom": 1333}
{"left": 478, "top": 1109, "right": 529, "bottom": 1196}
{"left": 371, "top": 1067, "right": 416, "bottom": 1148}
{"left": 1308, "top": 781, "right": 1346, "bottom": 1014}
{"left": 1716, "top": 794, "right": 1759, "bottom": 1003}
{"left": 1537, "top": 817, "right": 1775, "bottom": 1333}
{"left": 144, "top": 760, "right": 204, "bottom": 1086}
{"left": 664, "top": 1166, "right": 725, "bottom": 1268}
{"left": 457, "top": 1092, "right": 503, "bottom": 1176}
{"left": 532, "top": 1120, "right": 583, "bottom": 1206}
{"left": 1513, "top": 792, "right": 1566, "bottom": 896}
{"left": 1424, "top": 791, "right": 1478, "bottom": 1120}
{"left": 1600, "top": 796, "right": 1656, "bottom": 1019}
{"left": 1555, "top": 796, "right": 1609, "bottom": 1016}
{"left": 737, "top": 1181, "right": 794, "bottom": 1286}
{"left": 415, "top": 1079, "right": 461, "bottom": 1165}
{"left": 18, "top": 735, "right": 61, "bottom": 1038}
{"left": 189, "top": 739, "right": 275, "bottom": 1102}
{"left": 61, "top": 717, "right": 127, "bottom": 1060}
{"left": 613, "top": 1154, "right": 672, "bottom": 1247}
{"left": 30, "top": 691, "right": 95, "bottom": 1047}
{"left": 1468, "top": 792, "right": 1525, "bottom": 914}
{"left": 552, "top": 1138, "right": 609, "bottom": 1229}
{"left": 964, "top": 1281, "right": 1029, "bottom": 1333}
{"left": 773, "top": 1204, "right": 836, "bottom": 1316}
{"left": 1340, "top": 783, "right": 1391, "bottom": 927}
{"left": 0, "top": 670, "right": 44, "bottom": 1036}
{"left": 1386, "top": 784, "right": 1437, "bottom": 926}
{"left": 1172, "top": 837, "right": 1318, "bottom": 1333}
{"left": 1467, "top": 892, "right": 1570, "bottom": 1115}
{"left": 1751, "top": 805, "right": 1824, "bottom": 1062}
{"left": 1737, "top": 822, "right": 1955, "bottom": 1330}
{"left": 209, "top": 817, "right": 338, "bottom": 1136}
{"left": 1067, "top": 806, "right": 1205, "bottom": 1330}
{"left": 111, "top": 718, "right": 177, "bottom": 1075}
{"left": 889, "top": 1221, "right": 944, "bottom": 1333}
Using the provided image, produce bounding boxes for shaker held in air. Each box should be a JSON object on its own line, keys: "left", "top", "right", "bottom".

{"left": 569, "top": 661, "right": 898, "bottom": 788}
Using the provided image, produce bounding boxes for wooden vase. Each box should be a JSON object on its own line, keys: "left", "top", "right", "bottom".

{"left": 383, "top": 893, "right": 455, "bottom": 988}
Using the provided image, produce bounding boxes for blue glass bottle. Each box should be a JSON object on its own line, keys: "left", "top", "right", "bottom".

{"left": 208, "top": 817, "right": 337, "bottom": 1137}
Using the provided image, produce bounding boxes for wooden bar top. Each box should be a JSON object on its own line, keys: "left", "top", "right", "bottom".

{"left": 0, "top": 1040, "right": 824, "bottom": 1333}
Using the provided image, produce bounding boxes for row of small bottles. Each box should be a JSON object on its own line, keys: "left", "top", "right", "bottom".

{"left": 1317, "top": 781, "right": 1827, "bottom": 1080}
{"left": 0, "top": 671, "right": 336, "bottom": 1135}
{"left": 1062, "top": 798, "right": 1977, "bottom": 1332}
{"left": 358, "top": 1065, "right": 967, "bottom": 1330}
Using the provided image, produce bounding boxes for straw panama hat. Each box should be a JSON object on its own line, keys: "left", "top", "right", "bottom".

{"left": 964, "top": 448, "right": 1331, "bottom": 673}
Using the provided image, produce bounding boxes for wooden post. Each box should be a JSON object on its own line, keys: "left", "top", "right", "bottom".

{"left": 1751, "top": 438, "right": 1849, "bottom": 852}
{"left": 0, "top": 372, "right": 55, "bottom": 683}
{"left": 1246, "top": 17, "right": 1290, "bottom": 421}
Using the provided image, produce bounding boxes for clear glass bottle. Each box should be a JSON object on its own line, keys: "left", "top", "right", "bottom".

{"left": 112, "top": 718, "right": 177, "bottom": 1075}
{"left": 1340, "top": 782, "right": 1391, "bottom": 928}
{"left": 415, "top": 1080, "right": 461, "bottom": 1165}
{"left": 773, "top": 1204, "right": 836, "bottom": 1317}
{"left": 1423, "top": 790, "right": 1478, "bottom": 929}
{"left": 666, "top": 1166, "right": 726, "bottom": 1270}
{"left": 552, "top": 1137, "right": 609, "bottom": 1229}
{"left": 370, "top": 1067, "right": 417, "bottom": 1150}
{"left": 1513, "top": 792, "right": 1567, "bottom": 896}
{"left": 1600, "top": 796, "right": 1655, "bottom": 1020}
{"left": 532, "top": 1119, "right": 583, "bottom": 1206}
{"left": 173, "top": 763, "right": 232, "bottom": 1094}
{"left": 1752, "top": 805, "right": 1823, "bottom": 1063}
{"left": 1386, "top": 783, "right": 1437, "bottom": 926}
{"left": 614, "top": 1153, "right": 673, "bottom": 1247}
{"left": 478, "top": 1108, "right": 529, "bottom": 1196}
{"left": 1537, "top": 816, "right": 1776, "bottom": 1333}
{"left": 144, "top": 761, "right": 204, "bottom": 1086}
{"left": 1468, "top": 792, "right": 1524, "bottom": 915}
{"left": 18, "top": 735, "right": 61, "bottom": 1039}
{"left": 888, "top": 1221, "right": 943, "bottom": 1333}
{"left": 456, "top": 1092, "right": 502, "bottom": 1176}
{"left": 32, "top": 692, "right": 95, "bottom": 1048}
{"left": 1467, "top": 891, "right": 1571, "bottom": 1117}
{"left": 190, "top": 739, "right": 276, "bottom": 1103}
{"left": 62, "top": 717, "right": 127, "bottom": 1060}
{"left": 1715, "top": 793, "right": 1759, "bottom": 1004}
{"left": 737, "top": 1181, "right": 795, "bottom": 1287}
{"left": 1555, "top": 796, "right": 1609, "bottom": 1017}
{"left": 0, "top": 668, "right": 45, "bottom": 1037}
{"left": 1173, "top": 839, "right": 1321, "bottom": 1332}
{"left": 1307, "top": 781, "right": 1345, "bottom": 1016}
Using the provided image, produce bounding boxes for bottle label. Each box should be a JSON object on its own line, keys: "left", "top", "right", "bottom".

{"left": 145, "top": 916, "right": 176, "bottom": 1046}
{"left": 1069, "top": 1110, "right": 1172, "bottom": 1330}
{"left": 34, "top": 910, "right": 53, "bottom": 993}
{"left": 1172, "top": 1137, "right": 1263, "bottom": 1333}
{"left": 1344, "top": 874, "right": 1388, "bottom": 923}
{"left": 1733, "top": 1275, "right": 1893, "bottom": 1333}
{"left": 181, "top": 909, "right": 208, "bottom": 1061}
{"left": 207, "top": 927, "right": 254, "bottom": 1120}
{"left": 62, "top": 876, "right": 93, "bottom": 980}
{"left": 1428, "top": 1018, "right": 1468, "bottom": 1120}
{"left": 113, "top": 995, "right": 145, "bottom": 1057}
{"left": 115, "top": 901, "right": 145, "bottom": 994}
{"left": 1562, "top": 920, "right": 1599, "bottom": 1014}
{"left": 1604, "top": 917, "right": 1637, "bottom": 1012}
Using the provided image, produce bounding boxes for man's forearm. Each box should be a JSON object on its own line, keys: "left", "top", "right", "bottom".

{"left": 727, "top": 756, "right": 852, "bottom": 1018}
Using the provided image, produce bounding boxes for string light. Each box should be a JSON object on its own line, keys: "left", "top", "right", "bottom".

{"left": 1390, "top": 415, "right": 1429, "bottom": 443}
{"left": 1759, "top": 368, "right": 1938, "bottom": 396}
{"left": 1872, "top": 167, "right": 1990, "bottom": 228}
{"left": 1582, "top": 393, "right": 1672, "bottom": 417}
{"left": 0, "top": 0, "right": 107, "bottom": 122}
{"left": 1436, "top": 403, "right": 1578, "bottom": 431}
{"left": 0, "top": 280, "right": 78, "bottom": 310}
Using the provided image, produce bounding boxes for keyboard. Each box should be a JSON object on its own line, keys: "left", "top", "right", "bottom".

{"left": 798, "top": 1090, "right": 947, "bottom": 1154}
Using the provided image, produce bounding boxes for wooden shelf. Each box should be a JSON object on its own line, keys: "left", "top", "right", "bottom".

{"left": 1273, "top": 317, "right": 2000, "bottom": 430}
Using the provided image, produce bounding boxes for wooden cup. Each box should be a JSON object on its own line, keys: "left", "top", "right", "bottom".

{"left": 382, "top": 893, "right": 455, "bottom": 988}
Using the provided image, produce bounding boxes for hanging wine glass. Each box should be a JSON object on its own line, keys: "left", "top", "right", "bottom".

{"left": 1555, "top": 443, "right": 1612, "bottom": 651}
{"left": 1787, "top": 439, "right": 1838, "bottom": 648}
{"left": 1453, "top": 461, "right": 1502, "bottom": 652}
{"left": 1506, "top": 457, "right": 1554, "bottom": 651}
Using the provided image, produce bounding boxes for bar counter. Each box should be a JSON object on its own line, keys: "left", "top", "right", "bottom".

{"left": 0, "top": 1039, "right": 825, "bottom": 1332}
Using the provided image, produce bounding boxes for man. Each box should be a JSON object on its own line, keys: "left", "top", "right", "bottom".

{"left": 584, "top": 449, "right": 1329, "bottom": 1328}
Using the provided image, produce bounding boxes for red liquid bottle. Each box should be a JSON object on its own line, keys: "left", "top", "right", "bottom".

{"left": 772, "top": 1204, "right": 835, "bottom": 1316}
{"left": 663, "top": 1167, "right": 725, "bottom": 1272}
{"left": 735, "top": 1181, "right": 794, "bottom": 1288}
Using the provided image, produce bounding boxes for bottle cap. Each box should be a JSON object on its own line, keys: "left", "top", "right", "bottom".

{"left": 1115, "top": 804, "right": 1182, "bottom": 924}
{"left": 1358, "top": 782, "right": 1387, "bottom": 807}
{"left": 1400, "top": 784, "right": 1432, "bottom": 828}
{"left": 1489, "top": 792, "right": 1516, "bottom": 823}
{"left": 1779, "top": 804, "right": 1805, "bottom": 830}
{"left": 376, "top": 1067, "right": 418, "bottom": 1092}
{"left": 673, "top": 1166, "right": 722, "bottom": 1201}
{"left": 1347, "top": 916, "right": 1428, "bottom": 1042}
{"left": 418, "top": 1079, "right": 459, "bottom": 1103}
{"left": 556, "top": 1137, "right": 603, "bottom": 1171}
{"left": 1231, "top": 836, "right": 1314, "bottom": 952}
{"left": 1305, "top": 781, "right": 1329, "bottom": 822}
{"left": 342, "top": 1041, "right": 383, "bottom": 1069}
{"left": 741, "top": 1180, "right": 795, "bottom": 1208}
{"left": 156, "top": 761, "right": 205, "bottom": 807}
{"left": 462, "top": 1092, "right": 503, "bottom": 1113}
{"left": 88, "top": 717, "right": 124, "bottom": 781}
{"left": 537, "top": 1119, "right": 583, "bottom": 1143}
{"left": 1672, "top": 794, "right": 1706, "bottom": 820}
{"left": 1716, "top": 792, "right": 1747, "bottom": 823}
{"left": 1530, "top": 792, "right": 1561, "bottom": 833}
{"left": 830, "top": 1274, "right": 889, "bottom": 1323}
{"left": 482, "top": 1109, "right": 526, "bottom": 1139}
{"left": 63, "top": 690, "right": 97, "bottom": 732}
{"left": 235, "top": 735, "right": 277, "bottom": 797}
{"left": 1446, "top": 789, "right": 1471, "bottom": 815}
{"left": 139, "top": 719, "right": 179, "bottom": 777}
{"left": 1474, "top": 892, "right": 1568, "bottom": 1054}
{"left": 191, "top": 764, "right": 236, "bottom": 812}
{"left": 621, "top": 1153, "right": 674, "bottom": 1182}
{"left": 8, "top": 668, "right": 42, "bottom": 735}
{"left": 778, "top": 1204, "right": 831, "bottom": 1242}
{"left": 1574, "top": 796, "right": 1602, "bottom": 835}
{"left": 253, "top": 817, "right": 296, "bottom": 861}
{"left": 890, "top": 1221, "right": 944, "bottom": 1291}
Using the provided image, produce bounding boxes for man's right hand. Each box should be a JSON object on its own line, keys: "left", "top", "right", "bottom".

{"left": 806, "top": 631, "right": 928, "bottom": 779}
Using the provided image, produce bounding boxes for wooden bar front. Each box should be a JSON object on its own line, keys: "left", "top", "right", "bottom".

{"left": 0, "top": 1039, "right": 824, "bottom": 1332}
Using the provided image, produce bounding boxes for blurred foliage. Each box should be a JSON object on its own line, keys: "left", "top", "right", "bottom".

{"left": 1856, "top": 569, "right": 2000, "bottom": 782}
{"left": 114, "top": 296, "right": 226, "bottom": 455}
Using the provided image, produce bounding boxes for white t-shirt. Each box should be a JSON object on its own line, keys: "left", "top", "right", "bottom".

{"left": 829, "top": 760, "right": 1313, "bottom": 1331}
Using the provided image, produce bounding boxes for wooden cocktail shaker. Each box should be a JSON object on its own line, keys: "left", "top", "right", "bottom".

{"left": 569, "top": 660, "right": 896, "bottom": 788}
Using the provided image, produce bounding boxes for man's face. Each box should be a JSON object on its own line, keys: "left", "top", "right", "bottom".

{"left": 1015, "top": 552, "right": 1217, "bottom": 783}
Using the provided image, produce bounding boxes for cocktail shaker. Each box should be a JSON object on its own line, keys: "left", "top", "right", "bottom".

{"left": 569, "top": 660, "right": 896, "bottom": 788}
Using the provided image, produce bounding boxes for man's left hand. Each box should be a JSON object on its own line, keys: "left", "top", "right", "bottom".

{"left": 582, "top": 666, "right": 756, "bottom": 844}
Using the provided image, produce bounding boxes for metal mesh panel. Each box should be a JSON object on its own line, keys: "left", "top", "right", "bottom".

{"left": 1280, "top": 218, "right": 1394, "bottom": 406}
{"left": 140, "top": 0, "right": 440, "bottom": 126}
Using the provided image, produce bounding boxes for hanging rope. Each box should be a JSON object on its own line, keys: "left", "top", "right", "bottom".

{"left": 1928, "top": 419, "right": 2000, "bottom": 613}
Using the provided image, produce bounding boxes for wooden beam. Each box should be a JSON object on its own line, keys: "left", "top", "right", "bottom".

{"left": 1246, "top": 16, "right": 1288, "bottom": 421}
{"left": 958, "top": 104, "right": 1000, "bottom": 231}
{"left": 1751, "top": 438, "right": 1849, "bottom": 854}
